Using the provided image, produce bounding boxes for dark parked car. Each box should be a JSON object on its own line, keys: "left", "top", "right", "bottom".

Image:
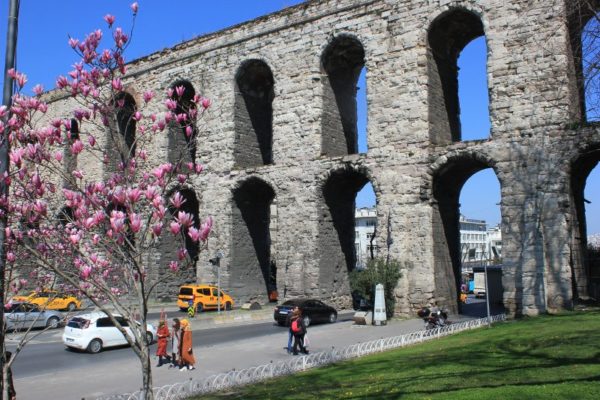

{"left": 274, "top": 299, "right": 337, "bottom": 327}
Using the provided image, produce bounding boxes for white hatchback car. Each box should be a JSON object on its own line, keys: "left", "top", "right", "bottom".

{"left": 62, "top": 312, "right": 157, "bottom": 353}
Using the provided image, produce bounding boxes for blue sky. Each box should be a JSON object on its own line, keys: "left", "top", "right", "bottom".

{"left": 1, "top": 1, "right": 598, "bottom": 234}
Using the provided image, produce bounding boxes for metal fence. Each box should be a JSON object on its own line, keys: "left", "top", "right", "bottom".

{"left": 100, "top": 314, "right": 506, "bottom": 400}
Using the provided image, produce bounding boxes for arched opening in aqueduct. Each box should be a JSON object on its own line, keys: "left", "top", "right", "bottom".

{"left": 234, "top": 60, "right": 274, "bottom": 168}
{"left": 319, "top": 167, "right": 373, "bottom": 307}
{"left": 321, "top": 34, "right": 365, "bottom": 156}
{"left": 156, "top": 188, "right": 200, "bottom": 299}
{"left": 230, "top": 177, "right": 276, "bottom": 303}
{"left": 431, "top": 156, "right": 502, "bottom": 313}
{"left": 567, "top": 3, "right": 600, "bottom": 302}
{"left": 168, "top": 79, "right": 198, "bottom": 165}
{"left": 570, "top": 150, "right": 600, "bottom": 301}
{"left": 428, "top": 8, "right": 487, "bottom": 144}
{"left": 106, "top": 92, "right": 137, "bottom": 173}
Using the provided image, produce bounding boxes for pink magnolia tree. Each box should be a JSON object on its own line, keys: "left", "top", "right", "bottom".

{"left": 1, "top": 3, "right": 212, "bottom": 398}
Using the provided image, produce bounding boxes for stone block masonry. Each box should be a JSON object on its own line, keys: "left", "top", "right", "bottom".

{"left": 44, "top": 0, "right": 600, "bottom": 317}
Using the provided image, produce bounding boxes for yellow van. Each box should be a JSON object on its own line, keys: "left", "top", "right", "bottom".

{"left": 177, "top": 284, "right": 234, "bottom": 312}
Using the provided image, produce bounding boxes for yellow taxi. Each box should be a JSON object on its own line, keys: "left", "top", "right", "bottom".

{"left": 177, "top": 284, "right": 234, "bottom": 312}
{"left": 12, "top": 290, "right": 82, "bottom": 311}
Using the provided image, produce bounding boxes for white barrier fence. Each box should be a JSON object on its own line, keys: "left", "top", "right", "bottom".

{"left": 99, "top": 314, "right": 506, "bottom": 400}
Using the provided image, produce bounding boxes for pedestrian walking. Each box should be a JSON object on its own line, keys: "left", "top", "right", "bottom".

{"left": 178, "top": 319, "right": 196, "bottom": 371}
{"left": 285, "top": 306, "right": 298, "bottom": 354}
{"left": 169, "top": 318, "right": 181, "bottom": 368}
{"left": 290, "top": 308, "right": 308, "bottom": 355}
{"left": 155, "top": 320, "right": 170, "bottom": 367}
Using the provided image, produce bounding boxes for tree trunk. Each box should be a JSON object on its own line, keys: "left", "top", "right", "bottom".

{"left": 140, "top": 345, "right": 154, "bottom": 400}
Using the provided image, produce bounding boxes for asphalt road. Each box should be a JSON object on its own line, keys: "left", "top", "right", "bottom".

{"left": 6, "top": 311, "right": 355, "bottom": 379}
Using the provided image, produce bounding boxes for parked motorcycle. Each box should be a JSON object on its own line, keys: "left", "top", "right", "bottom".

{"left": 417, "top": 307, "right": 449, "bottom": 330}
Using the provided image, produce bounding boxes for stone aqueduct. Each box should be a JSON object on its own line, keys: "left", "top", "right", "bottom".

{"left": 46, "top": 0, "right": 600, "bottom": 317}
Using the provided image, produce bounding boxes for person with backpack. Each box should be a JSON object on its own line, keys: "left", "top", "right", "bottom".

{"left": 290, "top": 308, "right": 308, "bottom": 355}
{"left": 285, "top": 306, "right": 298, "bottom": 353}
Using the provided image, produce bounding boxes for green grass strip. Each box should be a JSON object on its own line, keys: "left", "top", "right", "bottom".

{"left": 194, "top": 311, "right": 600, "bottom": 400}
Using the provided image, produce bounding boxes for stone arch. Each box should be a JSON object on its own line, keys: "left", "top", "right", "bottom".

{"left": 114, "top": 91, "right": 137, "bottom": 162}
{"left": 321, "top": 34, "right": 365, "bottom": 156}
{"left": 156, "top": 186, "right": 201, "bottom": 300}
{"left": 569, "top": 144, "right": 600, "bottom": 300}
{"left": 429, "top": 150, "right": 501, "bottom": 312}
{"left": 168, "top": 80, "right": 198, "bottom": 164}
{"left": 234, "top": 60, "right": 274, "bottom": 168}
{"left": 230, "top": 177, "right": 276, "bottom": 303}
{"left": 318, "top": 165, "right": 372, "bottom": 308}
{"left": 427, "top": 8, "right": 485, "bottom": 144}
{"left": 567, "top": 1, "right": 600, "bottom": 122}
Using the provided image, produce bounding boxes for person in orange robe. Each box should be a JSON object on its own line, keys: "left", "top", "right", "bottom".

{"left": 178, "top": 319, "right": 196, "bottom": 371}
{"left": 155, "top": 320, "right": 170, "bottom": 367}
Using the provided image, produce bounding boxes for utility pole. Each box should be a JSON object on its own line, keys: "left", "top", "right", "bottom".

{"left": 1, "top": 2, "right": 20, "bottom": 398}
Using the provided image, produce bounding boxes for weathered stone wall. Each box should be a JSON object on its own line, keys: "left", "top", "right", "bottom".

{"left": 44, "top": 0, "right": 600, "bottom": 317}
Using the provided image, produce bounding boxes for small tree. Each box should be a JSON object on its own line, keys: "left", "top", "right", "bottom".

{"left": 1, "top": 4, "right": 213, "bottom": 399}
{"left": 349, "top": 257, "right": 401, "bottom": 318}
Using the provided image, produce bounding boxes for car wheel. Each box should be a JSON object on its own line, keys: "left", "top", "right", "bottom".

{"left": 225, "top": 302, "right": 232, "bottom": 311}
{"left": 88, "top": 339, "right": 103, "bottom": 354}
{"left": 67, "top": 302, "right": 77, "bottom": 312}
{"left": 46, "top": 316, "right": 60, "bottom": 329}
{"left": 302, "top": 315, "right": 311, "bottom": 328}
{"left": 196, "top": 303, "right": 203, "bottom": 313}
{"left": 328, "top": 312, "right": 337, "bottom": 324}
{"left": 146, "top": 332, "right": 153, "bottom": 344}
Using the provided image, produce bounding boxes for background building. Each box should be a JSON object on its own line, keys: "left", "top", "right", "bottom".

{"left": 355, "top": 207, "right": 377, "bottom": 270}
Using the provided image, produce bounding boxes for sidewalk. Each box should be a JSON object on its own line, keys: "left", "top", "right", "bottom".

{"left": 146, "top": 304, "right": 276, "bottom": 330}
{"left": 16, "top": 311, "right": 477, "bottom": 399}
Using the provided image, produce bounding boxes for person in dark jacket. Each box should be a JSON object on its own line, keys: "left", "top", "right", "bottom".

{"left": 290, "top": 308, "right": 308, "bottom": 355}
{"left": 285, "top": 306, "right": 298, "bottom": 354}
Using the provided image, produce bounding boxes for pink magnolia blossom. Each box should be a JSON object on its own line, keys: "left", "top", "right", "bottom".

{"left": 169, "top": 261, "right": 178, "bottom": 272}
{"left": 112, "top": 78, "right": 123, "bottom": 91}
{"left": 104, "top": 14, "right": 116, "bottom": 28}
{"left": 199, "top": 216, "right": 213, "bottom": 241}
{"left": 6, "top": 252, "right": 16, "bottom": 263}
{"left": 80, "top": 265, "right": 93, "bottom": 280}
{"left": 129, "top": 213, "right": 142, "bottom": 233}
{"left": 175, "top": 85, "right": 185, "bottom": 97}
{"left": 33, "top": 84, "right": 44, "bottom": 96}
{"left": 130, "top": 2, "right": 138, "bottom": 13}
{"left": 169, "top": 221, "right": 181, "bottom": 235}
{"left": 54, "top": 151, "right": 63, "bottom": 162}
{"left": 164, "top": 99, "right": 177, "bottom": 111}
{"left": 68, "top": 38, "right": 79, "bottom": 48}
{"left": 143, "top": 90, "right": 154, "bottom": 103}
{"left": 110, "top": 210, "right": 127, "bottom": 233}
{"left": 127, "top": 188, "right": 141, "bottom": 203}
{"left": 176, "top": 211, "right": 193, "bottom": 228}
{"left": 72, "top": 170, "right": 84, "bottom": 179}
{"left": 185, "top": 126, "right": 193, "bottom": 137}
{"left": 187, "top": 227, "right": 200, "bottom": 242}
{"left": 177, "top": 247, "right": 188, "bottom": 261}
{"left": 151, "top": 223, "right": 162, "bottom": 237}
{"left": 201, "top": 97, "right": 211, "bottom": 109}
{"left": 170, "top": 192, "right": 186, "bottom": 209}
{"left": 88, "top": 135, "right": 96, "bottom": 147}
{"left": 71, "top": 140, "right": 84, "bottom": 155}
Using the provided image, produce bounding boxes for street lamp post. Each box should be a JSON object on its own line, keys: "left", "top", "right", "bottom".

{"left": 210, "top": 250, "right": 224, "bottom": 313}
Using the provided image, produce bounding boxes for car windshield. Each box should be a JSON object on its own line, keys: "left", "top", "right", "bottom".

{"left": 179, "top": 288, "right": 193, "bottom": 296}
{"left": 67, "top": 317, "right": 89, "bottom": 329}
